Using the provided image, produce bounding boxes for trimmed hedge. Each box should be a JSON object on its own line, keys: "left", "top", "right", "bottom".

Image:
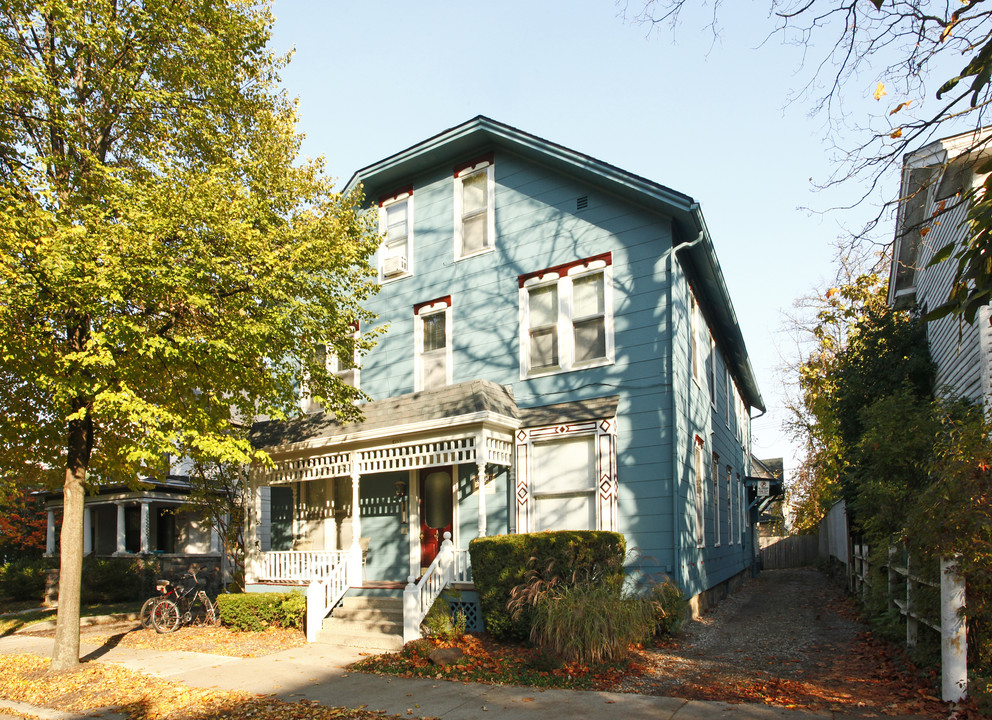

{"left": 80, "top": 557, "right": 152, "bottom": 603}
{"left": 0, "top": 558, "right": 53, "bottom": 601}
{"left": 215, "top": 591, "right": 305, "bottom": 631}
{"left": 468, "top": 531, "right": 626, "bottom": 642}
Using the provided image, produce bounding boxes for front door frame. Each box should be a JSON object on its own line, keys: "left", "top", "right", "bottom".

{"left": 410, "top": 464, "right": 459, "bottom": 575}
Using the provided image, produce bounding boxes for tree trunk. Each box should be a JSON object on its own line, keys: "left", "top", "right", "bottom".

{"left": 50, "top": 395, "right": 93, "bottom": 671}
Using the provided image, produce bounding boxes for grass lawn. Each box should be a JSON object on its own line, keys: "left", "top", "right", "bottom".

{"left": 0, "top": 602, "right": 140, "bottom": 636}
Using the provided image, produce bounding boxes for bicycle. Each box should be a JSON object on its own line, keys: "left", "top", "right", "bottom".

{"left": 150, "top": 571, "right": 219, "bottom": 633}
{"left": 139, "top": 578, "right": 180, "bottom": 629}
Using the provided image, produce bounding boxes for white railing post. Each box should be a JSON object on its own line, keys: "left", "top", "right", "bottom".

{"left": 940, "top": 556, "right": 968, "bottom": 703}
{"left": 403, "top": 575, "right": 420, "bottom": 643}
{"left": 306, "top": 580, "right": 324, "bottom": 643}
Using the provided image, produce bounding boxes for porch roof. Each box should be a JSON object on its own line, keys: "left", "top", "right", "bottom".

{"left": 250, "top": 380, "right": 518, "bottom": 450}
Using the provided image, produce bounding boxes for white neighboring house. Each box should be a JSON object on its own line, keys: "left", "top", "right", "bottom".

{"left": 889, "top": 127, "right": 992, "bottom": 406}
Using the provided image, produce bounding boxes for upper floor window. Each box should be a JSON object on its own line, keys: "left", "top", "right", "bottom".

{"left": 690, "top": 292, "right": 700, "bottom": 383}
{"left": 712, "top": 451, "right": 721, "bottom": 547}
{"left": 303, "top": 326, "right": 360, "bottom": 412}
{"left": 519, "top": 253, "right": 614, "bottom": 377}
{"left": 708, "top": 335, "right": 717, "bottom": 408}
{"left": 414, "top": 296, "right": 452, "bottom": 391}
{"left": 379, "top": 188, "right": 413, "bottom": 281}
{"left": 454, "top": 154, "right": 495, "bottom": 259}
{"left": 694, "top": 436, "right": 705, "bottom": 548}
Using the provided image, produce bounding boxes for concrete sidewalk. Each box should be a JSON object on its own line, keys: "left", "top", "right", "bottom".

{"left": 0, "top": 634, "right": 916, "bottom": 720}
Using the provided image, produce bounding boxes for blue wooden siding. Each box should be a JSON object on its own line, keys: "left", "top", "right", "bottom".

{"left": 358, "top": 150, "right": 751, "bottom": 597}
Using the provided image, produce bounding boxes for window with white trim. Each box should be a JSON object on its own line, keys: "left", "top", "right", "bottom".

{"left": 739, "top": 472, "right": 748, "bottom": 530}
{"left": 726, "top": 465, "right": 733, "bottom": 546}
{"left": 379, "top": 189, "right": 413, "bottom": 281}
{"left": 725, "top": 367, "right": 732, "bottom": 427}
{"left": 690, "top": 293, "right": 700, "bottom": 382}
{"left": 454, "top": 156, "right": 495, "bottom": 259}
{"left": 712, "top": 451, "right": 721, "bottom": 547}
{"left": 519, "top": 254, "right": 614, "bottom": 377}
{"left": 414, "top": 297, "right": 452, "bottom": 391}
{"left": 694, "top": 437, "right": 705, "bottom": 548}
{"left": 317, "top": 324, "right": 360, "bottom": 390}
{"left": 530, "top": 435, "right": 596, "bottom": 531}
{"left": 708, "top": 336, "right": 717, "bottom": 408}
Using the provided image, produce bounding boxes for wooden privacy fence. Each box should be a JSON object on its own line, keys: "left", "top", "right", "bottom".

{"left": 759, "top": 535, "right": 820, "bottom": 569}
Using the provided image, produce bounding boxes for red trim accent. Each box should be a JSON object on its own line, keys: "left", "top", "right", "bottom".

{"left": 413, "top": 295, "right": 452, "bottom": 315}
{"left": 694, "top": 434, "right": 705, "bottom": 446}
{"left": 518, "top": 252, "right": 613, "bottom": 288}
{"left": 453, "top": 152, "right": 494, "bottom": 177}
{"left": 378, "top": 186, "right": 414, "bottom": 207}
{"left": 348, "top": 321, "right": 360, "bottom": 333}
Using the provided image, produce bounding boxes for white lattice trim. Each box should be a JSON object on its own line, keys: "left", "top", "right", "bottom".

{"left": 256, "top": 452, "right": 351, "bottom": 485}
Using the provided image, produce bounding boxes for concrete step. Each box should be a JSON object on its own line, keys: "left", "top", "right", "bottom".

{"left": 336, "top": 596, "right": 402, "bottom": 611}
{"left": 316, "top": 627, "right": 404, "bottom": 651}
{"left": 322, "top": 616, "right": 402, "bottom": 635}
{"left": 332, "top": 606, "right": 403, "bottom": 623}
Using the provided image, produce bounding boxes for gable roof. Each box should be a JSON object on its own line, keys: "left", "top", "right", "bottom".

{"left": 345, "top": 116, "right": 764, "bottom": 412}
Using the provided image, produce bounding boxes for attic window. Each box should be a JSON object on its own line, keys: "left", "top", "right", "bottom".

{"left": 576, "top": 195, "right": 588, "bottom": 211}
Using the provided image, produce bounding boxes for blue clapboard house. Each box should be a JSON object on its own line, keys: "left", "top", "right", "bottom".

{"left": 246, "top": 117, "right": 764, "bottom": 646}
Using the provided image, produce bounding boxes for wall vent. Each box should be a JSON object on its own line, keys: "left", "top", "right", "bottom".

{"left": 576, "top": 195, "right": 588, "bottom": 211}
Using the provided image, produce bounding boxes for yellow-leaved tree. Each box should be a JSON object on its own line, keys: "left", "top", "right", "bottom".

{"left": 0, "top": 0, "right": 380, "bottom": 671}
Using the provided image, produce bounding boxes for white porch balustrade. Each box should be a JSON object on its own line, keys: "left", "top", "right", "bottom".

{"left": 404, "top": 532, "right": 456, "bottom": 643}
{"left": 258, "top": 550, "right": 351, "bottom": 583}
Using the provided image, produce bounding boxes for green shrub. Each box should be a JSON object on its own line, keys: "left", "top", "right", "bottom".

{"left": 516, "top": 580, "right": 654, "bottom": 664}
{"left": 215, "top": 591, "right": 305, "bottom": 631}
{"left": 647, "top": 576, "right": 686, "bottom": 637}
{"left": 469, "top": 531, "right": 625, "bottom": 642}
{"left": 80, "top": 557, "right": 149, "bottom": 603}
{"left": 0, "top": 558, "right": 53, "bottom": 602}
{"left": 422, "top": 590, "right": 467, "bottom": 641}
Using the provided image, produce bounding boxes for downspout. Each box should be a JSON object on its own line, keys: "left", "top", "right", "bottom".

{"left": 666, "top": 229, "right": 704, "bottom": 584}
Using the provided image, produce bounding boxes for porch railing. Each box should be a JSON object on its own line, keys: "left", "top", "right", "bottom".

{"left": 403, "top": 532, "right": 455, "bottom": 643}
{"left": 305, "top": 551, "right": 354, "bottom": 643}
{"left": 258, "top": 550, "right": 349, "bottom": 583}
{"left": 451, "top": 548, "right": 472, "bottom": 583}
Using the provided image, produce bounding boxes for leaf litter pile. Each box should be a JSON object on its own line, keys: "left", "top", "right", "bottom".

{"left": 0, "top": 653, "right": 428, "bottom": 720}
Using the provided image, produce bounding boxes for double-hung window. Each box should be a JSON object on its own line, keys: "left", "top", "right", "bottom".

{"left": 726, "top": 465, "right": 733, "bottom": 546}
{"left": 454, "top": 154, "right": 495, "bottom": 259}
{"left": 530, "top": 435, "right": 597, "bottom": 531}
{"left": 712, "top": 452, "right": 721, "bottom": 547}
{"left": 414, "top": 296, "right": 452, "bottom": 391}
{"left": 519, "top": 253, "right": 614, "bottom": 377}
{"left": 379, "top": 188, "right": 413, "bottom": 281}
{"left": 694, "top": 436, "right": 705, "bottom": 548}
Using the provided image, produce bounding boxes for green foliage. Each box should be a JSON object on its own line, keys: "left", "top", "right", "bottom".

{"left": 646, "top": 576, "right": 686, "bottom": 637}
{"left": 0, "top": 558, "right": 53, "bottom": 601}
{"left": 79, "top": 557, "right": 152, "bottom": 604}
{"left": 469, "top": 531, "right": 625, "bottom": 642}
{"left": 215, "top": 591, "right": 305, "bottom": 632}
{"left": 421, "top": 589, "right": 467, "bottom": 641}
{"left": 510, "top": 577, "right": 654, "bottom": 664}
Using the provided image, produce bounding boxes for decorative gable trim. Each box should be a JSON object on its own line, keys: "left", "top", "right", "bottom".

{"left": 518, "top": 252, "right": 612, "bottom": 288}
{"left": 414, "top": 295, "right": 452, "bottom": 315}
{"left": 453, "top": 152, "right": 494, "bottom": 177}
{"left": 378, "top": 186, "right": 414, "bottom": 206}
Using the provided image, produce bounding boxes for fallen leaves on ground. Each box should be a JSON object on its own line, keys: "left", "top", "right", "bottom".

{"left": 0, "top": 654, "right": 432, "bottom": 720}
{"left": 354, "top": 634, "right": 637, "bottom": 691}
{"left": 29, "top": 622, "right": 306, "bottom": 658}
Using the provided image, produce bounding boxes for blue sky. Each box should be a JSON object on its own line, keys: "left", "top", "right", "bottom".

{"left": 268, "top": 1, "right": 903, "bottom": 477}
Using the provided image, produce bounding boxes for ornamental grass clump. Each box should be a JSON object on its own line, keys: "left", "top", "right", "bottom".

{"left": 508, "top": 564, "right": 654, "bottom": 664}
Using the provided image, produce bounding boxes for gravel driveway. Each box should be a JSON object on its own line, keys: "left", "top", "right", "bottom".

{"left": 622, "top": 567, "right": 945, "bottom": 717}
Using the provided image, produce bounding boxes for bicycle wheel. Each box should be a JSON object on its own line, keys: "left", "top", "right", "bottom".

{"left": 203, "top": 597, "right": 219, "bottom": 626}
{"left": 152, "top": 598, "right": 181, "bottom": 633}
{"left": 139, "top": 597, "right": 160, "bottom": 629}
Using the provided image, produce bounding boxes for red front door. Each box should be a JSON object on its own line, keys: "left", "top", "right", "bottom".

{"left": 419, "top": 467, "right": 453, "bottom": 568}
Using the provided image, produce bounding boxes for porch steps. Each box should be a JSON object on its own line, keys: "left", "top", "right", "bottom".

{"left": 317, "top": 595, "right": 405, "bottom": 651}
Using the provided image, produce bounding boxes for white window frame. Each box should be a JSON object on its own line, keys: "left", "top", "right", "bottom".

{"left": 414, "top": 298, "right": 453, "bottom": 392}
{"left": 515, "top": 416, "right": 618, "bottom": 534}
{"left": 725, "top": 367, "right": 732, "bottom": 428}
{"left": 709, "top": 335, "right": 717, "bottom": 409}
{"left": 454, "top": 157, "right": 495, "bottom": 260}
{"left": 690, "top": 293, "right": 700, "bottom": 383}
{"left": 694, "top": 436, "right": 705, "bottom": 548}
{"left": 726, "top": 465, "right": 733, "bottom": 547}
{"left": 739, "top": 472, "right": 748, "bottom": 531}
{"left": 328, "top": 325, "right": 361, "bottom": 391}
{"left": 378, "top": 189, "right": 414, "bottom": 283}
{"left": 519, "top": 257, "right": 614, "bottom": 378}
{"left": 712, "top": 451, "right": 721, "bottom": 548}
{"left": 528, "top": 434, "right": 598, "bottom": 532}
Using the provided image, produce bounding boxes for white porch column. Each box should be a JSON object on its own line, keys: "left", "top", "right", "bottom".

{"left": 348, "top": 451, "right": 363, "bottom": 585}
{"left": 115, "top": 502, "right": 126, "bottom": 555}
{"left": 476, "top": 455, "right": 487, "bottom": 539}
{"left": 245, "top": 482, "right": 262, "bottom": 585}
{"left": 139, "top": 500, "right": 150, "bottom": 554}
{"left": 83, "top": 507, "right": 92, "bottom": 555}
{"left": 45, "top": 509, "right": 55, "bottom": 556}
